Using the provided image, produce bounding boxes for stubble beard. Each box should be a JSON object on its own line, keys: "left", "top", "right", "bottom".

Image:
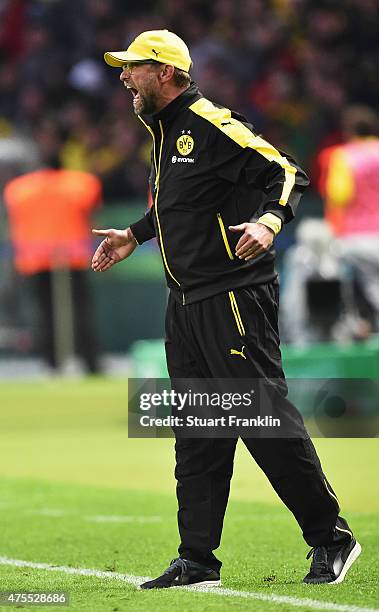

{"left": 133, "top": 87, "right": 159, "bottom": 116}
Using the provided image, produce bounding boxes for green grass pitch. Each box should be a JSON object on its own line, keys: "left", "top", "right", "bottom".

{"left": 0, "top": 379, "right": 377, "bottom": 611}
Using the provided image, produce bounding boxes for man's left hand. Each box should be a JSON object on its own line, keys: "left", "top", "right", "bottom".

{"left": 229, "top": 222, "right": 275, "bottom": 261}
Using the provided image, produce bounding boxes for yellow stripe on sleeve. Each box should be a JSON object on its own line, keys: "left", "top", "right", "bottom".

{"left": 189, "top": 98, "right": 297, "bottom": 207}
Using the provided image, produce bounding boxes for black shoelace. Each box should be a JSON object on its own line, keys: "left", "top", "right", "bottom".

{"left": 306, "top": 546, "right": 329, "bottom": 575}
{"left": 164, "top": 558, "right": 190, "bottom": 580}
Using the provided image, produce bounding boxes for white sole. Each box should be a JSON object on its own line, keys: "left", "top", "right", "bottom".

{"left": 330, "top": 541, "right": 362, "bottom": 585}
{"left": 183, "top": 579, "right": 222, "bottom": 588}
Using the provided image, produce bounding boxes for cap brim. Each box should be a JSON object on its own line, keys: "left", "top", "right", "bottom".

{"left": 104, "top": 51, "right": 149, "bottom": 67}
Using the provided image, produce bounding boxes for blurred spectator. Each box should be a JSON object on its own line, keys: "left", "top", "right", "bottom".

{"left": 3, "top": 126, "right": 102, "bottom": 373}
{"left": 282, "top": 105, "right": 379, "bottom": 345}
{"left": 318, "top": 105, "right": 379, "bottom": 333}
{"left": 0, "top": 0, "right": 377, "bottom": 203}
{"left": 0, "top": 0, "right": 379, "bottom": 357}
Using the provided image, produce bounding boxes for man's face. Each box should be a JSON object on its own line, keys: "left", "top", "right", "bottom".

{"left": 120, "top": 63, "right": 161, "bottom": 115}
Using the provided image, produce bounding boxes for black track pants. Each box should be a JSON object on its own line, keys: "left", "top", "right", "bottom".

{"left": 165, "top": 283, "right": 353, "bottom": 571}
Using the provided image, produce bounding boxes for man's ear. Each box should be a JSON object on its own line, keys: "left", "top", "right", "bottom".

{"left": 159, "top": 64, "right": 175, "bottom": 83}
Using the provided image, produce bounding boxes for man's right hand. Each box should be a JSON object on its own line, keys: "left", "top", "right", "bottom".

{"left": 91, "top": 227, "right": 138, "bottom": 272}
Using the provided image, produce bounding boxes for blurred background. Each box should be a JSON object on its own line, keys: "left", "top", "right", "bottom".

{"left": 1, "top": 0, "right": 379, "bottom": 378}
{"left": 0, "top": 5, "right": 377, "bottom": 601}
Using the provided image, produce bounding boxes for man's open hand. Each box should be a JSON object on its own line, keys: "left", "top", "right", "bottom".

{"left": 229, "top": 222, "right": 274, "bottom": 261}
{"left": 91, "top": 227, "right": 137, "bottom": 272}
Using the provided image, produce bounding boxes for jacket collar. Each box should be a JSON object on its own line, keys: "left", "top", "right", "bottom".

{"left": 147, "top": 82, "right": 202, "bottom": 126}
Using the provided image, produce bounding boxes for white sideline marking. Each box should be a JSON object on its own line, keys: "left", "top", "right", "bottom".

{"left": 0, "top": 506, "right": 285, "bottom": 524}
{"left": 86, "top": 515, "right": 162, "bottom": 524}
{"left": 2, "top": 506, "right": 164, "bottom": 524}
{"left": 0, "top": 556, "right": 144, "bottom": 588}
{"left": 0, "top": 557, "right": 376, "bottom": 612}
{"left": 28, "top": 509, "right": 67, "bottom": 517}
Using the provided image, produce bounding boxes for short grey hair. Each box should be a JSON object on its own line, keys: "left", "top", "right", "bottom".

{"left": 172, "top": 67, "right": 191, "bottom": 88}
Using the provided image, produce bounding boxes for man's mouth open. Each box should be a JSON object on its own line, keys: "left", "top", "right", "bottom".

{"left": 126, "top": 85, "right": 141, "bottom": 105}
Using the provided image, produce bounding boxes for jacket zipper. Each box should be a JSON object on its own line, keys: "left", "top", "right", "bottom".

{"left": 217, "top": 212, "right": 234, "bottom": 260}
{"left": 139, "top": 117, "right": 186, "bottom": 305}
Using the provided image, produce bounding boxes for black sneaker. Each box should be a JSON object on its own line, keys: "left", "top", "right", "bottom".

{"left": 139, "top": 558, "right": 221, "bottom": 589}
{"left": 303, "top": 538, "right": 361, "bottom": 584}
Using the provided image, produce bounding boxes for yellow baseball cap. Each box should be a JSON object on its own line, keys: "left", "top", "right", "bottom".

{"left": 104, "top": 29, "right": 192, "bottom": 73}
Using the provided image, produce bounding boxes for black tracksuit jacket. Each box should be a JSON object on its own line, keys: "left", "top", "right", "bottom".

{"left": 130, "top": 83, "right": 309, "bottom": 305}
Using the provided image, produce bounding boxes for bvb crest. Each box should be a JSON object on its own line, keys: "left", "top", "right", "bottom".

{"left": 176, "top": 133, "right": 194, "bottom": 156}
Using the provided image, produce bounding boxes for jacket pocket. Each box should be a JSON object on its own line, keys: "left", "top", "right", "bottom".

{"left": 217, "top": 212, "right": 234, "bottom": 261}
{"left": 238, "top": 286, "right": 282, "bottom": 363}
